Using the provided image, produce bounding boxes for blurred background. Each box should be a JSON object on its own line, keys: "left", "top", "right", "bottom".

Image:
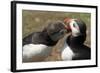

{"left": 22, "top": 10, "right": 91, "bottom": 62}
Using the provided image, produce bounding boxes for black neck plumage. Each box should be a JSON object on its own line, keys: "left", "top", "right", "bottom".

{"left": 66, "top": 34, "right": 86, "bottom": 49}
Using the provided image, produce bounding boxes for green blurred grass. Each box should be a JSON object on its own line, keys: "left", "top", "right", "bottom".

{"left": 22, "top": 10, "right": 91, "bottom": 62}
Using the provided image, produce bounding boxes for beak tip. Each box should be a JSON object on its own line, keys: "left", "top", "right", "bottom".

{"left": 64, "top": 25, "right": 71, "bottom": 33}
{"left": 64, "top": 17, "right": 72, "bottom": 33}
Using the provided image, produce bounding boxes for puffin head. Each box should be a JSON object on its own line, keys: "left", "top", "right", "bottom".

{"left": 64, "top": 18, "right": 86, "bottom": 37}
{"left": 43, "top": 21, "right": 68, "bottom": 41}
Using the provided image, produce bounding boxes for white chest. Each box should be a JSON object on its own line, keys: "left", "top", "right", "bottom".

{"left": 23, "top": 44, "right": 52, "bottom": 60}
{"left": 61, "top": 42, "right": 75, "bottom": 60}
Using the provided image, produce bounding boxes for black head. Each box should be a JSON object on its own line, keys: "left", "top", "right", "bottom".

{"left": 43, "top": 21, "right": 67, "bottom": 41}
{"left": 74, "top": 19, "right": 86, "bottom": 34}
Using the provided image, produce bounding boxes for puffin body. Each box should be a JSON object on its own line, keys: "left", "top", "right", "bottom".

{"left": 23, "top": 44, "right": 52, "bottom": 62}
{"left": 23, "top": 21, "right": 67, "bottom": 62}
{"left": 61, "top": 41, "right": 75, "bottom": 60}
{"left": 61, "top": 18, "right": 91, "bottom": 60}
{"left": 23, "top": 32, "right": 55, "bottom": 62}
{"left": 62, "top": 35, "right": 90, "bottom": 60}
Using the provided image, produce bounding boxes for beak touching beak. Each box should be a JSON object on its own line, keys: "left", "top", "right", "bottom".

{"left": 65, "top": 24, "right": 71, "bottom": 32}
{"left": 64, "top": 18, "right": 72, "bottom": 32}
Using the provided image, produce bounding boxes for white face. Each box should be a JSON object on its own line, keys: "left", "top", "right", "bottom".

{"left": 69, "top": 20, "right": 80, "bottom": 37}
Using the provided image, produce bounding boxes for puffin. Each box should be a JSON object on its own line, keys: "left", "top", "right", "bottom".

{"left": 23, "top": 21, "right": 67, "bottom": 62}
{"left": 61, "top": 18, "right": 91, "bottom": 60}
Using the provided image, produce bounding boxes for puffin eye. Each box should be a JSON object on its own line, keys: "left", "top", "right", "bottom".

{"left": 60, "top": 31, "right": 64, "bottom": 34}
{"left": 60, "top": 30, "right": 66, "bottom": 34}
{"left": 73, "top": 23, "right": 76, "bottom": 27}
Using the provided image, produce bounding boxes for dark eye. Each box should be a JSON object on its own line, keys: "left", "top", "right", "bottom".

{"left": 73, "top": 23, "right": 76, "bottom": 27}
{"left": 60, "top": 31, "right": 64, "bottom": 34}
{"left": 60, "top": 30, "right": 65, "bottom": 34}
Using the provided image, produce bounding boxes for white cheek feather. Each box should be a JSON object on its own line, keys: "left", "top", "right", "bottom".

{"left": 23, "top": 44, "right": 52, "bottom": 60}
{"left": 61, "top": 42, "right": 75, "bottom": 60}
{"left": 70, "top": 21, "right": 80, "bottom": 37}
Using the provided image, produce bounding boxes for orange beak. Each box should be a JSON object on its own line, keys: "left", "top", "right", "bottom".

{"left": 64, "top": 18, "right": 72, "bottom": 32}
